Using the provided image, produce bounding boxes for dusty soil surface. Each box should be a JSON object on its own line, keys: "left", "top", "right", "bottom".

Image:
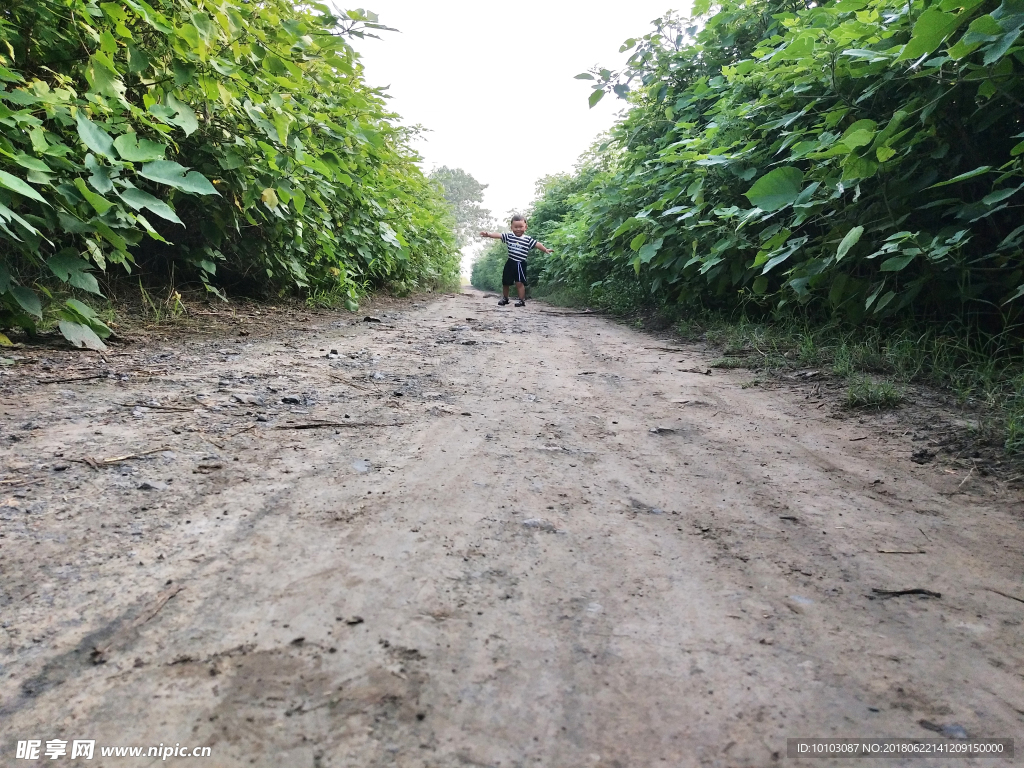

{"left": 1, "top": 290, "right": 1022, "bottom": 767}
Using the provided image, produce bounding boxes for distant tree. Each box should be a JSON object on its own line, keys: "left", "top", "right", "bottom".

{"left": 429, "top": 166, "right": 493, "bottom": 247}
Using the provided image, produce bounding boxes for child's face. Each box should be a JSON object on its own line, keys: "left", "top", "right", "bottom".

{"left": 511, "top": 219, "right": 527, "bottom": 236}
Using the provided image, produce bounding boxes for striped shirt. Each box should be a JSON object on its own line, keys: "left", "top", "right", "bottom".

{"left": 500, "top": 232, "right": 538, "bottom": 263}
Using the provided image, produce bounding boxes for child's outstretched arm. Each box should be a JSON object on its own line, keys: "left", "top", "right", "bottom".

{"left": 534, "top": 241, "right": 554, "bottom": 254}
{"left": 479, "top": 230, "right": 503, "bottom": 239}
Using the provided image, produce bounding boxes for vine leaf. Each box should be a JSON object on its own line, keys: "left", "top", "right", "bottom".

{"left": 139, "top": 161, "right": 218, "bottom": 195}
{"left": 58, "top": 321, "right": 108, "bottom": 351}
{"left": 896, "top": 8, "right": 966, "bottom": 62}
{"left": 927, "top": 166, "right": 992, "bottom": 188}
{"left": 836, "top": 226, "right": 864, "bottom": 262}
{"left": 113, "top": 134, "right": 167, "bottom": 162}
{"left": 744, "top": 167, "right": 804, "bottom": 212}
{"left": 10, "top": 286, "right": 42, "bottom": 318}
{"left": 75, "top": 113, "right": 115, "bottom": 159}
{"left": 117, "top": 187, "right": 183, "bottom": 225}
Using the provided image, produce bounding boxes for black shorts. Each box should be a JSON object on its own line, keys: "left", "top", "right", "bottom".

{"left": 502, "top": 259, "right": 527, "bottom": 286}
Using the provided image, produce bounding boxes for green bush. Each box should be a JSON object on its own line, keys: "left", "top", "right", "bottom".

{"left": 0, "top": 0, "right": 458, "bottom": 348}
{"left": 470, "top": 240, "right": 506, "bottom": 292}
{"left": 535, "top": 0, "right": 1024, "bottom": 330}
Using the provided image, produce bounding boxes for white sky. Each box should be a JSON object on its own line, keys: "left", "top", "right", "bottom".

{"left": 356, "top": 0, "right": 688, "bottom": 223}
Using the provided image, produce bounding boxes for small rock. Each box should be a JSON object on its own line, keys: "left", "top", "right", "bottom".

{"left": 940, "top": 724, "right": 969, "bottom": 740}
{"left": 346, "top": 616, "right": 364, "bottom": 625}
{"left": 522, "top": 518, "right": 556, "bottom": 532}
{"left": 257, "top": 415, "right": 269, "bottom": 423}
{"left": 138, "top": 480, "right": 168, "bottom": 492}
{"left": 911, "top": 449, "right": 935, "bottom": 464}
{"left": 281, "top": 396, "right": 301, "bottom": 405}
{"left": 919, "top": 720, "right": 969, "bottom": 740}
{"left": 363, "top": 316, "right": 381, "bottom": 323}
{"left": 52, "top": 463, "right": 70, "bottom": 472}
{"left": 650, "top": 426, "right": 676, "bottom": 434}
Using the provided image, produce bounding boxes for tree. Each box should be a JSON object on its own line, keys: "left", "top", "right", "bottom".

{"left": 429, "top": 167, "right": 493, "bottom": 247}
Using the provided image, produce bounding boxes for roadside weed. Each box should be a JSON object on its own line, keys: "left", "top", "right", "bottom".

{"left": 845, "top": 377, "right": 904, "bottom": 409}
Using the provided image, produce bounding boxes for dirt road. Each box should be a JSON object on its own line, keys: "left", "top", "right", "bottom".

{"left": 1, "top": 290, "right": 1022, "bottom": 767}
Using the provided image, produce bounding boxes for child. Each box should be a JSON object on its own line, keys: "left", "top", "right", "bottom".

{"left": 480, "top": 215, "right": 553, "bottom": 307}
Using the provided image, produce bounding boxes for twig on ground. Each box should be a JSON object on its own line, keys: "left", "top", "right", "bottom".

{"left": 91, "top": 585, "right": 184, "bottom": 664}
{"left": 95, "top": 446, "right": 171, "bottom": 465}
{"left": 227, "top": 423, "right": 257, "bottom": 439}
{"left": 536, "top": 311, "right": 603, "bottom": 317}
{"left": 37, "top": 374, "right": 109, "bottom": 385}
{"left": 984, "top": 587, "right": 1024, "bottom": 606}
{"left": 135, "top": 585, "right": 184, "bottom": 625}
{"left": 0, "top": 477, "right": 44, "bottom": 487}
{"left": 870, "top": 588, "right": 942, "bottom": 598}
{"left": 199, "top": 434, "right": 225, "bottom": 450}
{"left": 120, "top": 402, "right": 194, "bottom": 412}
{"left": 877, "top": 549, "right": 926, "bottom": 554}
{"left": 958, "top": 466, "right": 975, "bottom": 488}
{"left": 328, "top": 374, "right": 374, "bottom": 392}
{"left": 274, "top": 421, "right": 407, "bottom": 430}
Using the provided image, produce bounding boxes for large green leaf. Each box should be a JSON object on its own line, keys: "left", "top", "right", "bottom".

{"left": 58, "top": 320, "right": 108, "bottom": 351}
{"left": 113, "top": 134, "right": 167, "bottom": 162}
{"left": 84, "top": 52, "right": 122, "bottom": 97}
{"left": 138, "top": 161, "right": 219, "bottom": 195}
{"left": 0, "top": 200, "right": 40, "bottom": 237}
{"left": 880, "top": 254, "right": 916, "bottom": 271}
{"left": 85, "top": 154, "right": 114, "bottom": 194}
{"left": 165, "top": 94, "right": 199, "bottom": 136}
{"left": 896, "top": 8, "right": 967, "bottom": 61}
{"left": 118, "top": 187, "right": 183, "bottom": 224}
{"left": 0, "top": 170, "right": 48, "bottom": 204}
{"left": 47, "top": 251, "right": 102, "bottom": 295}
{"left": 10, "top": 285, "right": 42, "bottom": 318}
{"left": 73, "top": 177, "right": 114, "bottom": 215}
{"left": 75, "top": 113, "right": 115, "bottom": 158}
{"left": 744, "top": 167, "right": 804, "bottom": 212}
{"left": 63, "top": 298, "right": 112, "bottom": 337}
{"left": 13, "top": 153, "right": 51, "bottom": 173}
{"left": 836, "top": 226, "right": 864, "bottom": 262}
{"left": 638, "top": 238, "right": 663, "bottom": 264}
{"left": 927, "top": 166, "right": 992, "bottom": 188}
